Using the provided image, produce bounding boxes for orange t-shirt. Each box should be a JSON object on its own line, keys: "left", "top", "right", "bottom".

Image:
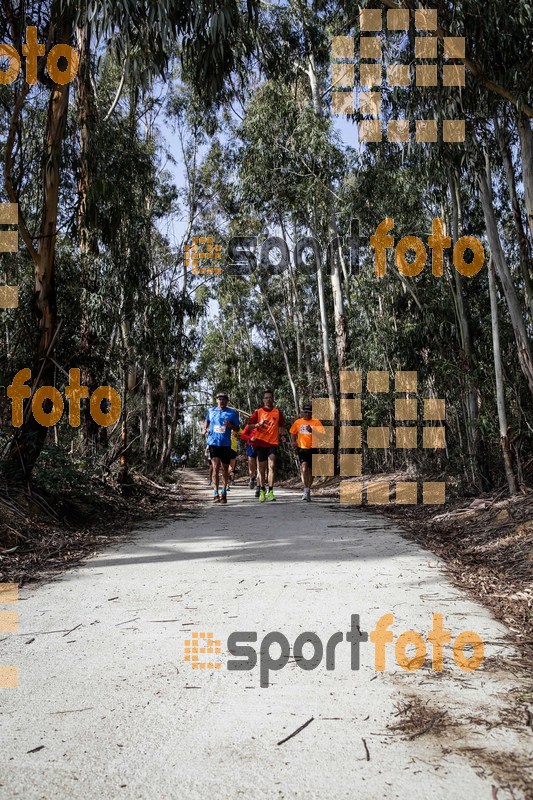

{"left": 248, "top": 407, "right": 285, "bottom": 446}
{"left": 289, "top": 418, "right": 325, "bottom": 449}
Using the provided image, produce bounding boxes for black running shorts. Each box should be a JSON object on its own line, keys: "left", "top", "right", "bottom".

{"left": 255, "top": 445, "right": 278, "bottom": 462}
{"left": 297, "top": 447, "right": 316, "bottom": 467}
{"left": 209, "top": 445, "right": 233, "bottom": 465}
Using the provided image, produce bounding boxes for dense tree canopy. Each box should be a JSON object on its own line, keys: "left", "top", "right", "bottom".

{"left": 0, "top": 0, "right": 532, "bottom": 497}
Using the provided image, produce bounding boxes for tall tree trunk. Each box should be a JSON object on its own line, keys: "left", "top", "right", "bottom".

{"left": 117, "top": 295, "right": 136, "bottom": 483}
{"left": 159, "top": 377, "right": 169, "bottom": 466}
{"left": 516, "top": 113, "right": 533, "bottom": 243}
{"left": 280, "top": 216, "right": 303, "bottom": 392}
{"left": 329, "top": 213, "right": 349, "bottom": 372}
{"left": 143, "top": 372, "right": 154, "bottom": 459}
{"left": 6, "top": 30, "right": 72, "bottom": 479}
{"left": 307, "top": 52, "right": 321, "bottom": 116}
{"left": 118, "top": 366, "right": 129, "bottom": 485}
{"left": 261, "top": 290, "right": 299, "bottom": 415}
{"left": 306, "top": 50, "right": 349, "bottom": 372}
{"left": 75, "top": 19, "right": 100, "bottom": 453}
{"left": 479, "top": 156, "right": 533, "bottom": 395}
{"left": 494, "top": 113, "right": 533, "bottom": 318}
{"left": 449, "top": 170, "right": 481, "bottom": 488}
{"left": 164, "top": 373, "right": 179, "bottom": 468}
{"left": 290, "top": 222, "right": 313, "bottom": 389}
{"left": 316, "top": 254, "right": 336, "bottom": 404}
{"left": 164, "top": 258, "right": 188, "bottom": 468}
{"left": 488, "top": 259, "right": 518, "bottom": 495}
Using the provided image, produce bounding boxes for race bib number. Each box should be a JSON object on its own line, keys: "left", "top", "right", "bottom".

{"left": 213, "top": 424, "right": 226, "bottom": 434}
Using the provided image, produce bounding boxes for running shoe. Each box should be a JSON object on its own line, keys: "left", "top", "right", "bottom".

{"left": 220, "top": 491, "right": 227, "bottom": 505}
{"left": 213, "top": 492, "right": 220, "bottom": 503}
{"left": 301, "top": 492, "right": 307, "bottom": 502}
{"left": 305, "top": 493, "right": 311, "bottom": 502}
{"left": 266, "top": 489, "right": 276, "bottom": 501}
{"left": 259, "top": 488, "right": 266, "bottom": 502}
{"left": 249, "top": 478, "right": 255, "bottom": 490}
{"left": 255, "top": 486, "right": 261, "bottom": 498}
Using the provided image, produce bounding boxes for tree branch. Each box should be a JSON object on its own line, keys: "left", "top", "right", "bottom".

{"left": 374, "top": 0, "right": 533, "bottom": 118}
{"left": 103, "top": 58, "right": 128, "bottom": 122}
{"left": 4, "top": 84, "right": 40, "bottom": 266}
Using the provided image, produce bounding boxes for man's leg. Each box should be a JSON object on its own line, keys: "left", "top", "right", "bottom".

{"left": 221, "top": 461, "right": 230, "bottom": 491}
{"left": 257, "top": 459, "right": 267, "bottom": 488}
{"left": 303, "top": 454, "right": 313, "bottom": 500}
{"left": 248, "top": 456, "right": 257, "bottom": 480}
{"left": 299, "top": 458, "right": 307, "bottom": 500}
{"left": 256, "top": 450, "right": 267, "bottom": 500}
{"left": 302, "top": 461, "right": 312, "bottom": 488}
{"left": 266, "top": 452, "right": 277, "bottom": 500}
{"left": 248, "top": 456, "right": 257, "bottom": 490}
{"left": 308, "top": 451, "right": 316, "bottom": 489}
{"left": 212, "top": 457, "right": 222, "bottom": 499}
{"left": 267, "top": 453, "right": 276, "bottom": 489}
{"left": 216, "top": 454, "right": 230, "bottom": 504}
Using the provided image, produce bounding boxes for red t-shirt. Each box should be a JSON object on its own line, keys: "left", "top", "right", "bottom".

{"left": 248, "top": 407, "right": 286, "bottom": 447}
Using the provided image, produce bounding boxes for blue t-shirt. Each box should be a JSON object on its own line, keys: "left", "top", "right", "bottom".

{"left": 206, "top": 406, "right": 240, "bottom": 447}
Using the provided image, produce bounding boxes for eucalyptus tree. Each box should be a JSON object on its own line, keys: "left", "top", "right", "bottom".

{"left": 1, "top": 0, "right": 261, "bottom": 481}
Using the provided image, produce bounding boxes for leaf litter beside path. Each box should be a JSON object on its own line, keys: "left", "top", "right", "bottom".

{"left": 291, "top": 473, "right": 533, "bottom": 666}
{"left": 388, "top": 695, "right": 533, "bottom": 797}
{"left": 380, "top": 487, "right": 533, "bottom": 665}
{"left": 0, "top": 472, "right": 195, "bottom": 585}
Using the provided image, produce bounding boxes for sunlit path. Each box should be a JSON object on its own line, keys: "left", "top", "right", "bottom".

{"left": 1, "top": 472, "right": 529, "bottom": 799}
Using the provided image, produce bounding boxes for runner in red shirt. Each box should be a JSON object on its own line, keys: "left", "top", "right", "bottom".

{"left": 248, "top": 390, "right": 286, "bottom": 502}
{"left": 241, "top": 423, "right": 259, "bottom": 496}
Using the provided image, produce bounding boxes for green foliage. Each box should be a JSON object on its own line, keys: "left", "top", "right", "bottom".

{"left": 32, "top": 446, "right": 97, "bottom": 495}
{"left": 0, "top": 0, "right": 532, "bottom": 492}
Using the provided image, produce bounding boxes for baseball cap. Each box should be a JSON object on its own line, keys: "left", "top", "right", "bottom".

{"left": 302, "top": 403, "right": 312, "bottom": 412}
{"left": 216, "top": 391, "right": 229, "bottom": 399}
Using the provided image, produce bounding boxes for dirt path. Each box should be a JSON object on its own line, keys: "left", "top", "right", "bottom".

{"left": 1, "top": 470, "right": 531, "bottom": 799}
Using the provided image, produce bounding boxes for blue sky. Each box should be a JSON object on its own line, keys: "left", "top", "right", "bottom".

{"left": 157, "top": 106, "right": 361, "bottom": 258}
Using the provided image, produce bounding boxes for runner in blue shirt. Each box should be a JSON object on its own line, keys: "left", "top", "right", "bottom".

{"left": 202, "top": 392, "right": 240, "bottom": 504}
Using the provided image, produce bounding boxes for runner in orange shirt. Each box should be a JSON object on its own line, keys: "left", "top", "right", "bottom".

{"left": 248, "top": 389, "right": 286, "bottom": 502}
{"left": 289, "top": 404, "right": 325, "bottom": 502}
